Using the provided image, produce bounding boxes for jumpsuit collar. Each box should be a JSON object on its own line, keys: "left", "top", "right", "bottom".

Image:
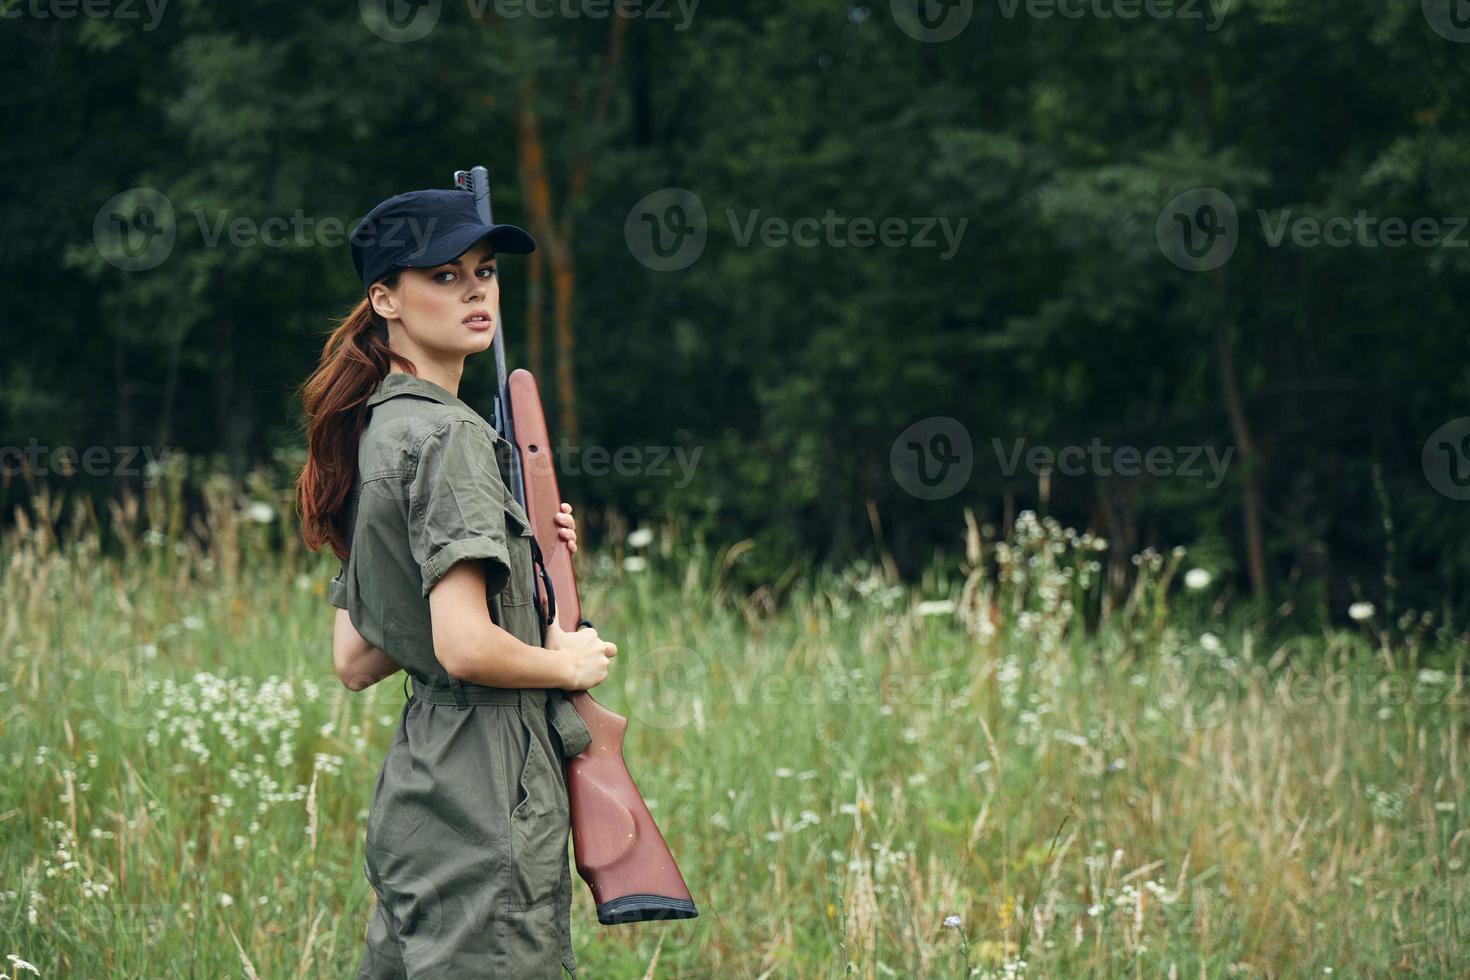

{"left": 366, "top": 371, "right": 499, "bottom": 433}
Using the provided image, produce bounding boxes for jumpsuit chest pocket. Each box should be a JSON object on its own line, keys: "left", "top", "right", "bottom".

{"left": 500, "top": 498, "right": 536, "bottom": 605}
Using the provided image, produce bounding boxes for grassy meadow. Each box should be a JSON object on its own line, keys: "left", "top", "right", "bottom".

{"left": 1, "top": 460, "right": 1467, "bottom": 978}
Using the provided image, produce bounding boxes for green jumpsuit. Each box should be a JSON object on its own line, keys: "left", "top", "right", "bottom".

{"left": 328, "top": 371, "right": 593, "bottom": 979}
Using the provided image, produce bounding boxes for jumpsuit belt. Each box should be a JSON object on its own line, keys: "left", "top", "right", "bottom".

{"left": 407, "top": 677, "right": 586, "bottom": 755}
{"left": 410, "top": 677, "right": 525, "bottom": 706}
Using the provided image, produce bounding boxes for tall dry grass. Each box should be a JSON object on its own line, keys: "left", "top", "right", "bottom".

{"left": 1, "top": 456, "right": 1466, "bottom": 977}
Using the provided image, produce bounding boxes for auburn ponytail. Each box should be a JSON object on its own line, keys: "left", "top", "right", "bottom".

{"left": 296, "top": 274, "right": 412, "bottom": 559}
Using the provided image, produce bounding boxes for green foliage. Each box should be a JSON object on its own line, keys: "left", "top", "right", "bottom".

{"left": 2, "top": 0, "right": 1469, "bottom": 618}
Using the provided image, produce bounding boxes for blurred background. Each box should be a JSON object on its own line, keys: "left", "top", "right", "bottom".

{"left": 5, "top": 0, "right": 1467, "bottom": 622}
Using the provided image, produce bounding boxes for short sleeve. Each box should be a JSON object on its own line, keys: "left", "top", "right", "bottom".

{"left": 407, "top": 420, "right": 512, "bottom": 598}
{"left": 328, "top": 562, "right": 349, "bottom": 609}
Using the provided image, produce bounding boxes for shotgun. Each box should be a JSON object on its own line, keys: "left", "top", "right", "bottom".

{"left": 453, "top": 165, "right": 698, "bottom": 926}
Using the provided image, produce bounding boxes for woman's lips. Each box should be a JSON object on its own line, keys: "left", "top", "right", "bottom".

{"left": 464, "top": 313, "right": 492, "bottom": 330}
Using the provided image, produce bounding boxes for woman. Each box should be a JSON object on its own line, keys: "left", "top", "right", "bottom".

{"left": 295, "top": 186, "right": 617, "bottom": 978}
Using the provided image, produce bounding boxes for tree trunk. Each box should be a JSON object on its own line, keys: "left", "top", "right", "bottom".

{"left": 512, "top": 18, "right": 628, "bottom": 448}
{"left": 525, "top": 243, "right": 546, "bottom": 385}
{"left": 1212, "top": 281, "right": 1268, "bottom": 599}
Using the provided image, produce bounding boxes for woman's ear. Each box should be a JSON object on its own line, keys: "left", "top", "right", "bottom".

{"left": 368, "top": 281, "right": 399, "bottom": 320}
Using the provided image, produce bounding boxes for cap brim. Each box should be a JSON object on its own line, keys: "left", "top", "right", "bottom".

{"left": 403, "top": 222, "right": 536, "bottom": 267}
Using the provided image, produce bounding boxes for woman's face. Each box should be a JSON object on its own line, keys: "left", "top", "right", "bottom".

{"left": 369, "top": 236, "right": 500, "bottom": 361}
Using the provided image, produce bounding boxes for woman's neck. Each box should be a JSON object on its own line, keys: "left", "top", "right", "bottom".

{"left": 388, "top": 360, "right": 463, "bottom": 398}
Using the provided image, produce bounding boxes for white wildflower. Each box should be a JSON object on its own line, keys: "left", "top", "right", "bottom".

{"left": 246, "top": 502, "right": 275, "bottom": 524}
{"left": 622, "top": 555, "right": 648, "bottom": 573}
{"left": 1183, "top": 568, "right": 1212, "bottom": 590}
{"left": 1348, "top": 602, "right": 1375, "bottom": 622}
{"left": 626, "top": 527, "right": 654, "bottom": 549}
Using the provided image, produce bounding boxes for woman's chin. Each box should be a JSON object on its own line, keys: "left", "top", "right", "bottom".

{"left": 462, "top": 327, "right": 496, "bottom": 352}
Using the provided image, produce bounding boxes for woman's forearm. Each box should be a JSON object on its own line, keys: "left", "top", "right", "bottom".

{"left": 446, "top": 623, "right": 572, "bottom": 690}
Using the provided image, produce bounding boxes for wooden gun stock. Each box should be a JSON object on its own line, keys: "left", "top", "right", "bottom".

{"left": 507, "top": 368, "right": 699, "bottom": 926}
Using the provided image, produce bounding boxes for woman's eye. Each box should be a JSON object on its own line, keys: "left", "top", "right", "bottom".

{"left": 478, "top": 267, "right": 497, "bottom": 280}
{"left": 433, "top": 271, "right": 456, "bottom": 284}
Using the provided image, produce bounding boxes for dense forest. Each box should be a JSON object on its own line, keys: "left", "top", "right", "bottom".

{"left": 3, "top": 0, "right": 1468, "bottom": 622}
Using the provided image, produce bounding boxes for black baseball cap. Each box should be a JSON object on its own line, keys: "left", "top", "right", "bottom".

{"left": 349, "top": 187, "right": 536, "bottom": 292}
